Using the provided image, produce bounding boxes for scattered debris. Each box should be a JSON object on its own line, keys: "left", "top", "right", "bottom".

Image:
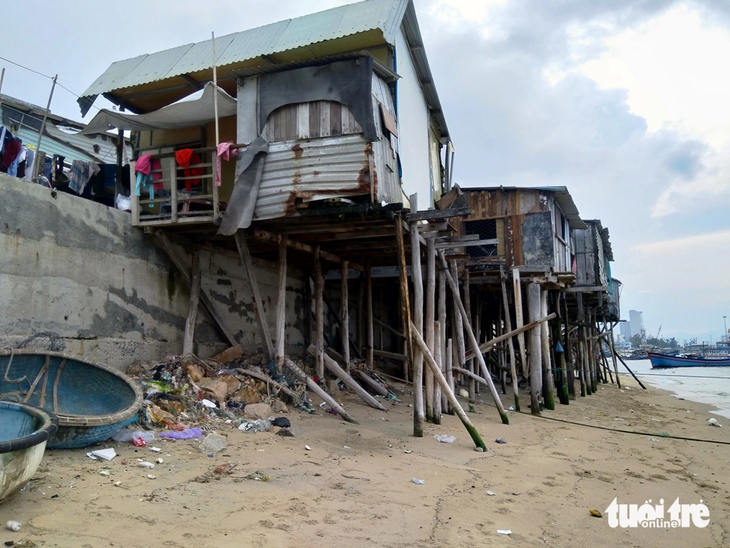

{"left": 494, "top": 437, "right": 507, "bottom": 444}
{"left": 305, "top": 445, "right": 312, "bottom": 451}
{"left": 5, "top": 521, "right": 21, "bottom": 532}
{"left": 245, "top": 471, "right": 270, "bottom": 482}
{"left": 486, "top": 491, "right": 496, "bottom": 496}
{"left": 497, "top": 529, "right": 512, "bottom": 535}
{"left": 434, "top": 434, "right": 456, "bottom": 444}
{"left": 589, "top": 509, "right": 602, "bottom": 518}
{"left": 199, "top": 433, "right": 228, "bottom": 454}
{"left": 159, "top": 427, "right": 204, "bottom": 440}
{"left": 708, "top": 418, "right": 722, "bottom": 427}
{"left": 86, "top": 448, "right": 116, "bottom": 461}
{"left": 411, "top": 478, "right": 425, "bottom": 485}
{"left": 138, "top": 461, "right": 155, "bottom": 469}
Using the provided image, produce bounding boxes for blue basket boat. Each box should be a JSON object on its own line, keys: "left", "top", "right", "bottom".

{"left": 0, "top": 350, "right": 142, "bottom": 449}
{"left": 1, "top": 401, "right": 58, "bottom": 502}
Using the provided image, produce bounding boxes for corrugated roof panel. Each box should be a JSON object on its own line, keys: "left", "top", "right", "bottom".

{"left": 254, "top": 134, "right": 370, "bottom": 221}
{"left": 81, "top": 0, "right": 408, "bottom": 100}
{"left": 217, "top": 20, "right": 291, "bottom": 66}
{"left": 17, "top": 127, "right": 95, "bottom": 163}
{"left": 114, "top": 43, "right": 195, "bottom": 90}
{"left": 170, "top": 33, "right": 238, "bottom": 77}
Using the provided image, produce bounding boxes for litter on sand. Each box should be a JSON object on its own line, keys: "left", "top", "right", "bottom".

{"left": 86, "top": 448, "right": 116, "bottom": 461}
{"left": 434, "top": 434, "right": 455, "bottom": 444}
{"left": 411, "top": 478, "right": 425, "bottom": 485}
{"left": 497, "top": 529, "right": 512, "bottom": 535}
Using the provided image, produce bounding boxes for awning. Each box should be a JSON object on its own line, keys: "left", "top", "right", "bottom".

{"left": 79, "top": 82, "right": 236, "bottom": 135}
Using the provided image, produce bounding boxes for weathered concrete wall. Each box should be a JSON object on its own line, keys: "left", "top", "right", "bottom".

{"left": 0, "top": 174, "right": 305, "bottom": 370}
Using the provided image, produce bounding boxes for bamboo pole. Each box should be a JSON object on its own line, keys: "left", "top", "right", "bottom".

{"left": 563, "top": 295, "right": 575, "bottom": 399}
{"left": 314, "top": 246, "right": 325, "bottom": 381}
{"left": 411, "top": 323, "right": 487, "bottom": 451}
{"left": 438, "top": 252, "right": 509, "bottom": 424}
{"left": 433, "top": 320, "right": 442, "bottom": 424}
{"left": 182, "top": 250, "right": 201, "bottom": 355}
{"left": 395, "top": 213, "right": 412, "bottom": 382}
{"left": 425, "top": 237, "right": 436, "bottom": 422}
{"left": 445, "top": 338, "right": 453, "bottom": 413}
{"left": 512, "top": 269, "right": 528, "bottom": 377}
{"left": 409, "top": 194, "right": 425, "bottom": 437}
{"left": 527, "top": 283, "right": 542, "bottom": 415}
{"left": 352, "top": 369, "right": 389, "bottom": 397}
{"left": 464, "top": 313, "right": 557, "bottom": 360}
{"left": 307, "top": 345, "right": 386, "bottom": 411}
{"left": 540, "top": 288, "right": 555, "bottom": 410}
{"left": 340, "top": 261, "right": 351, "bottom": 371}
{"left": 438, "top": 265, "right": 447, "bottom": 415}
{"left": 283, "top": 357, "right": 357, "bottom": 423}
{"left": 500, "top": 266, "right": 519, "bottom": 411}
{"left": 551, "top": 311, "right": 570, "bottom": 405}
{"left": 275, "top": 235, "right": 287, "bottom": 370}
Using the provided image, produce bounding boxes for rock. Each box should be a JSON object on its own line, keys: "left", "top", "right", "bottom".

{"left": 199, "top": 433, "right": 228, "bottom": 454}
{"left": 244, "top": 403, "right": 272, "bottom": 420}
{"left": 272, "top": 400, "right": 289, "bottom": 414}
{"left": 277, "top": 426, "right": 302, "bottom": 438}
{"left": 211, "top": 344, "right": 244, "bottom": 364}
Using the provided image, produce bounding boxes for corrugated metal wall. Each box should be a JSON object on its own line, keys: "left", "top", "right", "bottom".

{"left": 254, "top": 134, "right": 372, "bottom": 221}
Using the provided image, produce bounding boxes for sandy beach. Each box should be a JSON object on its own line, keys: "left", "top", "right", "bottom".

{"left": 1, "top": 374, "right": 728, "bottom": 548}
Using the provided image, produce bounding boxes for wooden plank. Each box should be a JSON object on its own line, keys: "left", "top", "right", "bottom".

{"left": 434, "top": 238, "right": 498, "bottom": 250}
{"left": 366, "top": 263, "right": 374, "bottom": 370}
{"left": 527, "top": 283, "right": 542, "bottom": 415}
{"left": 425, "top": 237, "right": 436, "bottom": 422}
{"left": 308, "top": 101, "right": 321, "bottom": 138}
{"left": 513, "top": 268, "right": 528, "bottom": 377}
{"left": 395, "top": 213, "right": 412, "bottom": 382}
{"left": 252, "top": 229, "right": 364, "bottom": 271}
{"left": 463, "top": 312, "right": 557, "bottom": 360}
{"left": 500, "top": 265, "right": 520, "bottom": 411}
{"left": 155, "top": 231, "right": 237, "bottom": 347}
{"left": 352, "top": 369, "right": 388, "bottom": 397}
{"left": 330, "top": 102, "right": 342, "bottom": 135}
{"left": 182, "top": 250, "right": 201, "bottom": 355}
{"left": 407, "top": 206, "right": 471, "bottom": 222}
{"left": 373, "top": 349, "right": 408, "bottom": 362}
{"left": 234, "top": 232, "right": 275, "bottom": 360}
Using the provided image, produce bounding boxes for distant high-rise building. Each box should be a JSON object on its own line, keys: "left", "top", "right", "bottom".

{"left": 619, "top": 321, "right": 631, "bottom": 340}
{"left": 629, "top": 310, "right": 645, "bottom": 339}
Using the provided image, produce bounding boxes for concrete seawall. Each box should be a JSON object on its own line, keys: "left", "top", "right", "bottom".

{"left": 0, "top": 174, "right": 305, "bottom": 369}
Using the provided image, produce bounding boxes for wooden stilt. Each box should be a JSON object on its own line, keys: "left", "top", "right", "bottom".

{"left": 450, "top": 261, "right": 467, "bottom": 396}
{"left": 425, "top": 237, "right": 436, "bottom": 422}
{"left": 438, "top": 263, "right": 447, "bottom": 412}
{"left": 409, "top": 194, "right": 425, "bottom": 437}
{"left": 234, "top": 231, "right": 275, "bottom": 360}
{"left": 512, "top": 269, "right": 528, "bottom": 377}
{"left": 609, "top": 323, "right": 622, "bottom": 388}
{"left": 283, "top": 357, "right": 356, "bottom": 423}
{"left": 551, "top": 304, "right": 569, "bottom": 405}
{"left": 411, "top": 324, "right": 487, "bottom": 451}
{"left": 527, "top": 283, "right": 542, "bottom": 415}
{"left": 357, "top": 275, "right": 364, "bottom": 355}
{"left": 307, "top": 345, "right": 386, "bottom": 411}
{"left": 314, "top": 246, "right": 324, "bottom": 381}
{"left": 438, "top": 252, "right": 509, "bottom": 424}
{"left": 433, "top": 320, "right": 442, "bottom": 424}
{"left": 352, "top": 369, "right": 389, "bottom": 397}
{"left": 182, "top": 250, "right": 201, "bottom": 355}
{"left": 463, "top": 269, "right": 476, "bottom": 402}
{"left": 275, "top": 235, "right": 287, "bottom": 370}
{"left": 563, "top": 295, "right": 575, "bottom": 399}
{"left": 464, "top": 313, "right": 556, "bottom": 360}
{"left": 445, "top": 338, "right": 453, "bottom": 413}
{"left": 340, "top": 261, "right": 351, "bottom": 371}
{"left": 500, "top": 266, "right": 519, "bottom": 411}
{"left": 366, "top": 263, "right": 374, "bottom": 371}
{"left": 395, "top": 212, "right": 412, "bottom": 382}
{"left": 540, "top": 287, "right": 555, "bottom": 410}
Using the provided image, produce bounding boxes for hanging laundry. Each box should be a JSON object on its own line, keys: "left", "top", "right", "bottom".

{"left": 2, "top": 138, "right": 21, "bottom": 171}
{"left": 7, "top": 143, "right": 25, "bottom": 177}
{"left": 215, "top": 142, "right": 238, "bottom": 186}
{"left": 175, "top": 148, "right": 204, "bottom": 190}
{"left": 23, "top": 148, "right": 34, "bottom": 180}
{"left": 68, "top": 160, "right": 101, "bottom": 194}
{"left": 134, "top": 153, "right": 163, "bottom": 207}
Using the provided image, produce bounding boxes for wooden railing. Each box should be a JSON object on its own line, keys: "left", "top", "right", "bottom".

{"left": 130, "top": 146, "right": 221, "bottom": 227}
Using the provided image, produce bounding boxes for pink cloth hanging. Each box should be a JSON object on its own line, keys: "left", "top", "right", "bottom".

{"left": 215, "top": 142, "right": 238, "bottom": 186}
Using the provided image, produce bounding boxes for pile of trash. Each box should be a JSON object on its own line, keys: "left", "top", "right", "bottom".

{"left": 125, "top": 349, "right": 312, "bottom": 434}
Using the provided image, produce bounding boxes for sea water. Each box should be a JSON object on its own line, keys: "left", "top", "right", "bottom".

{"left": 623, "top": 359, "right": 730, "bottom": 419}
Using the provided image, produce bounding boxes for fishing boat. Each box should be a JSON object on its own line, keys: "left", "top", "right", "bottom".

{"left": 648, "top": 351, "right": 730, "bottom": 368}
{"left": 1, "top": 401, "right": 58, "bottom": 502}
{"left": 0, "top": 350, "right": 142, "bottom": 449}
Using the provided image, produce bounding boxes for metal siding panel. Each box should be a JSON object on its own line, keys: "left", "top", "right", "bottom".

{"left": 370, "top": 73, "right": 400, "bottom": 203}
{"left": 253, "top": 134, "right": 370, "bottom": 221}
{"left": 18, "top": 127, "right": 94, "bottom": 163}
{"left": 171, "top": 33, "right": 238, "bottom": 77}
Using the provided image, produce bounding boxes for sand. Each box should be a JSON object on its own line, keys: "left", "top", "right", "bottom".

{"left": 1, "top": 374, "right": 728, "bottom": 548}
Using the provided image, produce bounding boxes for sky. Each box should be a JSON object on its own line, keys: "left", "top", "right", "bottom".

{"left": 2, "top": 0, "right": 729, "bottom": 345}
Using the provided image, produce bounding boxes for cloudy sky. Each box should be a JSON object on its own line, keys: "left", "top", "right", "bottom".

{"left": 3, "top": 0, "right": 729, "bottom": 344}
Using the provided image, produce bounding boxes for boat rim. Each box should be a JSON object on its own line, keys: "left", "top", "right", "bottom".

{"left": 0, "top": 349, "right": 143, "bottom": 427}
{"left": 0, "top": 400, "right": 59, "bottom": 454}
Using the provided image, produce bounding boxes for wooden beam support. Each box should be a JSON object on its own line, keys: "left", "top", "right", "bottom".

{"left": 407, "top": 206, "right": 471, "bottom": 222}
{"left": 513, "top": 268, "right": 528, "bottom": 377}
{"left": 275, "top": 235, "right": 287, "bottom": 370}
{"left": 314, "top": 246, "right": 325, "bottom": 381}
{"left": 340, "top": 260, "right": 351, "bottom": 371}
{"left": 283, "top": 357, "right": 357, "bottom": 423}
{"left": 500, "top": 266, "right": 520, "bottom": 411}
{"left": 252, "top": 228, "right": 364, "bottom": 271}
{"left": 527, "top": 283, "right": 542, "bottom": 415}
{"left": 437, "top": 251, "right": 509, "bottom": 424}
{"left": 409, "top": 194, "right": 425, "bottom": 437}
{"left": 155, "top": 231, "right": 237, "bottom": 347}
{"left": 234, "top": 231, "right": 275, "bottom": 361}
{"left": 366, "top": 263, "right": 374, "bottom": 370}
{"left": 395, "top": 213, "right": 412, "bottom": 382}
{"left": 182, "top": 250, "right": 201, "bottom": 355}
{"left": 540, "top": 288, "right": 555, "bottom": 410}
{"left": 425, "top": 237, "right": 436, "bottom": 422}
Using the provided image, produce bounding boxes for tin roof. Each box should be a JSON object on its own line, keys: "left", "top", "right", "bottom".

{"left": 78, "top": 0, "right": 449, "bottom": 139}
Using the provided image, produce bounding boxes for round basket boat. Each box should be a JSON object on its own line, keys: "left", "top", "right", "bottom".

{"left": 0, "top": 350, "right": 142, "bottom": 449}
{"left": 1, "top": 401, "right": 58, "bottom": 502}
